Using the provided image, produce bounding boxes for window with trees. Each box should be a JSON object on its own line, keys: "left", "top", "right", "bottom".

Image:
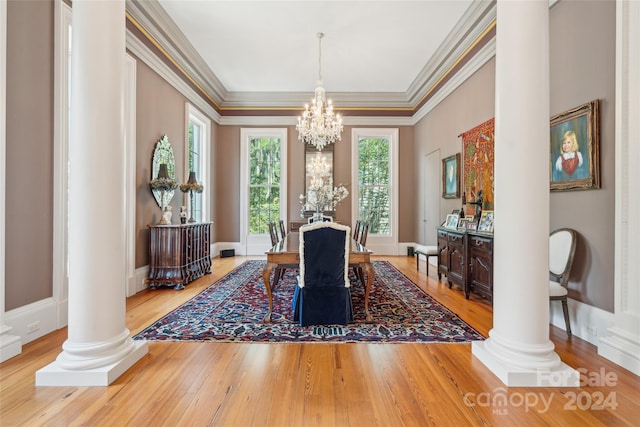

{"left": 240, "top": 128, "right": 287, "bottom": 251}
{"left": 351, "top": 128, "right": 398, "bottom": 252}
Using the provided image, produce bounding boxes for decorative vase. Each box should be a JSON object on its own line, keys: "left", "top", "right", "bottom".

{"left": 312, "top": 211, "right": 324, "bottom": 222}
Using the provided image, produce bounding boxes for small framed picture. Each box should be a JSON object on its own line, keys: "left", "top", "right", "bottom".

{"left": 477, "top": 210, "right": 494, "bottom": 233}
{"left": 458, "top": 218, "right": 470, "bottom": 229}
{"left": 445, "top": 213, "right": 459, "bottom": 229}
{"left": 442, "top": 153, "right": 461, "bottom": 199}
{"left": 466, "top": 221, "right": 477, "bottom": 231}
{"left": 465, "top": 215, "right": 475, "bottom": 222}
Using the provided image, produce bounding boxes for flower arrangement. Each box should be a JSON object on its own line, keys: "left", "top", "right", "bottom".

{"left": 300, "top": 183, "right": 349, "bottom": 217}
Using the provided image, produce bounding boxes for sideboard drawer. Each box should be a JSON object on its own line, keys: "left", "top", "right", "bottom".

{"left": 469, "top": 235, "right": 492, "bottom": 251}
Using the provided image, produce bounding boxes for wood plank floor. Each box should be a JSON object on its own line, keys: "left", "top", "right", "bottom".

{"left": 1, "top": 256, "right": 638, "bottom": 426}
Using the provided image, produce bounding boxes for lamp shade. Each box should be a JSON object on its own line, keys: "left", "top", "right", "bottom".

{"left": 187, "top": 171, "right": 198, "bottom": 185}
{"left": 157, "top": 163, "right": 169, "bottom": 179}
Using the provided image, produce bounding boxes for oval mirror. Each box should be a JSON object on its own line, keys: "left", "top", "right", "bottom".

{"left": 151, "top": 134, "right": 176, "bottom": 208}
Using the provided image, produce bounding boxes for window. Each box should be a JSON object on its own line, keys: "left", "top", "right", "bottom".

{"left": 240, "top": 128, "right": 287, "bottom": 254}
{"left": 185, "top": 103, "right": 210, "bottom": 222}
{"left": 351, "top": 128, "right": 399, "bottom": 254}
{"left": 249, "top": 137, "right": 282, "bottom": 233}
{"left": 358, "top": 137, "right": 391, "bottom": 234}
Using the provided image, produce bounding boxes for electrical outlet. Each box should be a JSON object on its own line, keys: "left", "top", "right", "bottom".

{"left": 26, "top": 321, "right": 40, "bottom": 334}
{"left": 586, "top": 325, "right": 597, "bottom": 336}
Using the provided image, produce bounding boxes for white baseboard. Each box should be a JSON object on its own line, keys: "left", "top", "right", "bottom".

{"left": 598, "top": 327, "right": 640, "bottom": 376}
{"left": 133, "top": 265, "right": 149, "bottom": 295}
{"left": 0, "top": 325, "right": 22, "bottom": 362}
{"left": 5, "top": 298, "right": 60, "bottom": 345}
{"left": 549, "top": 297, "right": 614, "bottom": 346}
{"left": 212, "top": 242, "right": 246, "bottom": 257}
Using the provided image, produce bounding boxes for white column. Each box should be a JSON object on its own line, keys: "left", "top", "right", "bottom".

{"left": 598, "top": 0, "right": 640, "bottom": 376}
{"left": 472, "top": 0, "right": 578, "bottom": 387}
{"left": 0, "top": 0, "right": 23, "bottom": 363}
{"left": 36, "top": 0, "right": 147, "bottom": 386}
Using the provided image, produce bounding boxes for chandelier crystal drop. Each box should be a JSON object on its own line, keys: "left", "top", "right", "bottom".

{"left": 296, "top": 32, "right": 343, "bottom": 151}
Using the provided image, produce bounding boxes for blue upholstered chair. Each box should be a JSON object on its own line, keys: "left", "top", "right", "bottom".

{"left": 292, "top": 222, "right": 353, "bottom": 326}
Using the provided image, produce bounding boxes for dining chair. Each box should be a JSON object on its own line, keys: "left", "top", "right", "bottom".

{"left": 353, "top": 220, "right": 362, "bottom": 241}
{"left": 549, "top": 228, "right": 577, "bottom": 337}
{"left": 268, "top": 221, "right": 278, "bottom": 246}
{"left": 291, "top": 222, "right": 353, "bottom": 326}
{"left": 359, "top": 222, "right": 369, "bottom": 246}
{"left": 279, "top": 219, "right": 287, "bottom": 238}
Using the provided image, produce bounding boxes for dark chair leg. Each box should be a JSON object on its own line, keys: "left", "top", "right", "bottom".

{"left": 416, "top": 254, "right": 420, "bottom": 270}
{"left": 272, "top": 267, "right": 284, "bottom": 290}
{"left": 561, "top": 298, "right": 572, "bottom": 337}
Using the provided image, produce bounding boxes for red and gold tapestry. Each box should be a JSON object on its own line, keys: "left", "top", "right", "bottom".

{"left": 461, "top": 118, "right": 494, "bottom": 215}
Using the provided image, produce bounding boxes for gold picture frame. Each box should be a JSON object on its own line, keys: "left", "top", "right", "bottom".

{"left": 550, "top": 100, "right": 600, "bottom": 191}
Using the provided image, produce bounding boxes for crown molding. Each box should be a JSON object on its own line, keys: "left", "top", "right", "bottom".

{"left": 127, "top": 0, "right": 498, "bottom": 114}
{"left": 406, "top": 0, "right": 496, "bottom": 105}
{"left": 126, "top": 0, "right": 227, "bottom": 103}
{"left": 126, "top": 28, "right": 221, "bottom": 123}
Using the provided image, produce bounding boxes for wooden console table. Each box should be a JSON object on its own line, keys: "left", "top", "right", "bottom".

{"left": 147, "top": 222, "right": 212, "bottom": 290}
{"left": 437, "top": 227, "right": 494, "bottom": 302}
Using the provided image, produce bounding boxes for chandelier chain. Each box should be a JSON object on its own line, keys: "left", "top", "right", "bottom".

{"left": 317, "top": 32, "right": 323, "bottom": 83}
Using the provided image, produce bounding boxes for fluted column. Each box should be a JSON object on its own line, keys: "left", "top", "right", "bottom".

{"left": 36, "top": 0, "right": 147, "bottom": 386}
{"left": 472, "top": 0, "right": 578, "bottom": 386}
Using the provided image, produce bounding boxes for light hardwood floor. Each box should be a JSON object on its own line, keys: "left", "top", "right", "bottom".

{"left": 1, "top": 256, "right": 638, "bottom": 426}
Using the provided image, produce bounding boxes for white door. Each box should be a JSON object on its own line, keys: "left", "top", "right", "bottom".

{"left": 423, "top": 150, "right": 440, "bottom": 246}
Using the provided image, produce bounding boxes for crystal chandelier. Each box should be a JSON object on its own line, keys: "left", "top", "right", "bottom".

{"left": 296, "top": 33, "right": 343, "bottom": 151}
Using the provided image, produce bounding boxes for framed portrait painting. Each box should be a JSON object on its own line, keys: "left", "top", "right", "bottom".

{"left": 550, "top": 100, "right": 600, "bottom": 191}
{"left": 442, "top": 153, "right": 460, "bottom": 199}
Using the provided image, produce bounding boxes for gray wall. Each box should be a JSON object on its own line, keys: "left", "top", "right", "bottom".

{"left": 5, "top": 0, "right": 54, "bottom": 310}
{"left": 549, "top": 0, "right": 615, "bottom": 311}
{"left": 413, "top": 0, "right": 615, "bottom": 312}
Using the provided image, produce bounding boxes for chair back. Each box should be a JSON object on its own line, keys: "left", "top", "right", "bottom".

{"left": 359, "top": 222, "right": 369, "bottom": 246}
{"left": 549, "top": 228, "right": 577, "bottom": 287}
{"left": 279, "top": 219, "right": 287, "bottom": 238}
{"left": 307, "top": 214, "right": 333, "bottom": 223}
{"left": 268, "top": 221, "right": 278, "bottom": 246}
{"left": 299, "top": 222, "right": 351, "bottom": 289}
{"left": 353, "top": 220, "right": 362, "bottom": 240}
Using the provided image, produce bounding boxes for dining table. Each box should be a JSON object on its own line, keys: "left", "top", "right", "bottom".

{"left": 263, "top": 231, "right": 374, "bottom": 322}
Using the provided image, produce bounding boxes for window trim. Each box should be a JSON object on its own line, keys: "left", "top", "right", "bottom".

{"left": 185, "top": 103, "right": 211, "bottom": 222}
{"left": 351, "top": 128, "right": 399, "bottom": 255}
{"left": 239, "top": 128, "right": 288, "bottom": 255}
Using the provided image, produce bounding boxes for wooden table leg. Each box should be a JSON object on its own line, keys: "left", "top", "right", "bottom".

{"left": 262, "top": 262, "right": 275, "bottom": 322}
{"left": 363, "top": 262, "right": 375, "bottom": 322}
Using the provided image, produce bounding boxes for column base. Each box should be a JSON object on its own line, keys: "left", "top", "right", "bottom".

{"left": 473, "top": 340, "right": 579, "bottom": 387}
{"left": 0, "top": 331, "right": 22, "bottom": 362}
{"left": 36, "top": 340, "right": 147, "bottom": 386}
{"left": 598, "top": 327, "right": 640, "bottom": 376}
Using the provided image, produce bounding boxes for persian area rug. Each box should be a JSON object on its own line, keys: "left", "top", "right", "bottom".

{"left": 134, "top": 260, "right": 485, "bottom": 343}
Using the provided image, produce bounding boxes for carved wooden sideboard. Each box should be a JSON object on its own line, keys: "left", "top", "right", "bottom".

{"left": 437, "top": 227, "right": 494, "bottom": 302}
{"left": 148, "top": 222, "right": 212, "bottom": 290}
